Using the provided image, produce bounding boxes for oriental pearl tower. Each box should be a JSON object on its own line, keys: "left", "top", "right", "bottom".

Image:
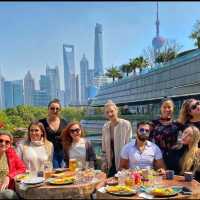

{"left": 152, "top": 2, "right": 165, "bottom": 57}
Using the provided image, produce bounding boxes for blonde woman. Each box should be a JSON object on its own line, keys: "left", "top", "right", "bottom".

{"left": 101, "top": 100, "right": 132, "bottom": 177}
{"left": 17, "top": 121, "right": 53, "bottom": 172}
{"left": 167, "top": 126, "right": 200, "bottom": 182}
{"left": 177, "top": 98, "right": 200, "bottom": 130}
{"left": 149, "top": 98, "right": 183, "bottom": 169}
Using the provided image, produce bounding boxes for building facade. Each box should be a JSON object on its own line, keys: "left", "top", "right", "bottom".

{"left": 80, "top": 54, "right": 89, "bottom": 105}
{"left": 46, "top": 65, "right": 61, "bottom": 100}
{"left": 24, "top": 71, "right": 35, "bottom": 105}
{"left": 63, "top": 44, "right": 78, "bottom": 105}
{"left": 92, "top": 49, "right": 200, "bottom": 106}
{"left": 94, "top": 23, "right": 103, "bottom": 77}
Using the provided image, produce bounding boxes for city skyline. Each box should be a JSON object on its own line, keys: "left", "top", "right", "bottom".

{"left": 0, "top": 2, "right": 200, "bottom": 89}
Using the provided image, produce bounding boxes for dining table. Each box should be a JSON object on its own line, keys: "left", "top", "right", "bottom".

{"left": 15, "top": 170, "right": 106, "bottom": 199}
{"left": 96, "top": 175, "right": 200, "bottom": 199}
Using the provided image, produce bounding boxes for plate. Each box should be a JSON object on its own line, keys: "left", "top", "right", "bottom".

{"left": 23, "top": 177, "right": 45, "bottom": 185}
{"left": 15, "top": 173, "right": 30, "bottom": 182}
{"left": 145, "top": 186, "right": 181, "bottom": 197}
{"left": 106, "top": 185, "right": 137, "bottom": 196}
{"left": 47, "top": 177, "right": 74, "bottom": 185}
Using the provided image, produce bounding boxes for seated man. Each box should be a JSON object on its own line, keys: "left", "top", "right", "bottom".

{"left": 119, "top": 121, "right": 166, "bottom": 171}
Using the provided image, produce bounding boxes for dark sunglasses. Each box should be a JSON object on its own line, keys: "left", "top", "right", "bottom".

{"left": 70, "top": 128, "right": 81, "bottom": 134}
{"left": 0, "top": 139, "right": 10, "bottom": 145}
{"left": 139, "top": 128, "right": 150, "bottom": 134}
{"left": 190, "top": 101, "right": 200, "bottom": 111}
{"left": 50, "top": 107, "right": 60, "bottom": 111}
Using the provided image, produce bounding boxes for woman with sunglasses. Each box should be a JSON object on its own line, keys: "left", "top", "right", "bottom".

{"left": 178, "top": 98, "right": 200, "bottom": 131}
{"left": 101, "top": 100, "right": 132, "bottom": 177}
{"left": 0, "top": 130, "right": 26, "bottom": 199}
{"left": 60, "top": 122, "right": 96, "bottom": 169}
{"left": 149, "top": 98, "right": 183, "bottom": 169}
{"left": 16, "top": 121, "right": 53, "bottom": 173}
{"left": 39, "top": 98, "right": 69, "bottom": 168}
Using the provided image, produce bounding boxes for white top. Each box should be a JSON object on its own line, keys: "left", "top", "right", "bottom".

{"left": 120, "top": 139, "right": 162, "bottom": 169}
{"left": 69, "top": 138, "right": 86, "bottom": 168}
{"left": 17, "top": 140, "right": 53, "bottom": 171}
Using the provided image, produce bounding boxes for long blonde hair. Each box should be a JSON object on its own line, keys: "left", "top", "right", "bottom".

{"left": 180, "top": 126, "right": 200, "bottom": 174}
{"left": 104, "top": 100, "right": 119, "bottom": 115}
{"left": 177, "top": 99, "right": 195, "bottom": 125}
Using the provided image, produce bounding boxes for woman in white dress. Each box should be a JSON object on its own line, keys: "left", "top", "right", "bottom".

{"left": 16, "top": 121, "right": 53, "bottom": 173}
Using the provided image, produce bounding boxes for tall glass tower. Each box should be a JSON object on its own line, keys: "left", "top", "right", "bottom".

{"left": 63, "top": 44, "right": 77, "bottom": 105}
{"left": 24, "top": 71, "right": 35, "bottom": 105}
{"left": 94, "top": 23, "right": 103, "bottom": 77}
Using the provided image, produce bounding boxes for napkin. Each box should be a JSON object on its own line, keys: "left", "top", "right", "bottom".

{"left": 138, "top": 192, "right": 154, "bottom": 199}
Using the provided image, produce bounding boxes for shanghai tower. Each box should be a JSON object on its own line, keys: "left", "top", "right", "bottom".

{"left": 94, "top": 23, "right": 103, "bottom": 77}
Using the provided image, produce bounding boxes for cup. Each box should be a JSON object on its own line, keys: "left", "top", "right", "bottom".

{"left": 69, "top": 159, "right": 77, "bottom": 172}
{"left": 184, "top": 172, "right": 193, "bottom": 182}
{"left": 166, "top": 170, "right": 174, "bottom": 180}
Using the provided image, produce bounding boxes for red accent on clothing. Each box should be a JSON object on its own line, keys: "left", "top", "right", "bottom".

{"left": 6, "top": 147, "right": 26, "bottom": 189}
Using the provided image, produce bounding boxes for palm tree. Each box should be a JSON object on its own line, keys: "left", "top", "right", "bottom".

{"left": 190, "top": 20, "right": 200, "bottom": 48}
{"left": 120, "top": 63, "right": 132, "bottom": 77}
{"left": 138, "top": 56, "right": 148, "bottom": 72}
{"left": 129, "top": 58, "right": 137, "bottom": 75}
{"left": 105, "top": 66, "right": 122, "bottom": 82}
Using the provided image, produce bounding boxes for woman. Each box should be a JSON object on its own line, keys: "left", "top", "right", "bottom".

{"left": 178, "top": 98, "right": 200, "bottom": 130}
{"left": 0, "top": 129, "right": 26, "bottom": 199}
{"left": 17, "top": 121, "right": 53, "bottom": 173}
{"left": 149, "top": 98, "right": 183, "bottom": 169}
{"left": 101, "top": 100, "right": 132, "bottom": 177}
{"left": 39, "top": 98, "right": 68, "bottom": 168}
{"left": 167, "top": 126, "right": 200, "bottom": 182}
{"left": 61, "top": 122, "right": 96, "bottom": 169}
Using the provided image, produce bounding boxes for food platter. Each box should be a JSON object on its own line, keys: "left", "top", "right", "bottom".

{"left": 105, "top": 185, "right": 137, "bottom": 196}
{"left": 145, "top": 186, "right": 182, "bottom": 197}
{"left": 15, "top": 173, "right": 30, "bottom": 182}
{"left": 23, "top": 177, "right": 45, "bottom": 185}
{"left": 47, "top": 177, "right": 75, "bottom": 185}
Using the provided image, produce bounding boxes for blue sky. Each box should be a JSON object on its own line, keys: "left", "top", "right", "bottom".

{"left": 0, "top": 1, "right": 200, "bottom": 89}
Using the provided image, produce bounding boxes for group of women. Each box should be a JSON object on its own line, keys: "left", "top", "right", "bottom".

{"left": 1, "top": 97, "right": 200, "bottom": 199}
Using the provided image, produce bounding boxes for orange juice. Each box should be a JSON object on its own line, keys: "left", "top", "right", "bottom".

{"left": 69, "top": 159, "right": 77, "bottom": 172}
{"left": 125, "top": 177, "right": 134, "bottom": 187}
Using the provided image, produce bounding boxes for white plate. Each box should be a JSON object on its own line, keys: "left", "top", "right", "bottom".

{"left": 23, "top": 177, "right": 45, "bottom": 185}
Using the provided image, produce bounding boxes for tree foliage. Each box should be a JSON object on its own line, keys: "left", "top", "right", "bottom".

{"left": 105, "top": 66, "right": 122, "bottom": 82}
{"left": 190, "top": 20, "right": 200, "bottom": 48}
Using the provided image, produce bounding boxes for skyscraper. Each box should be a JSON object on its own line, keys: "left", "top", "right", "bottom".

{"left": 12, "top": 80, "right": 24, "bottom": 107}
{"left": 63, "top": 44, "right": 77, "bottom": 105}
{"left": 80, "top": 54, "right": 89, "bottom": 104}
{"left": 4, "top": 81, "right": 13, "bottom": 108}
{"left": 24, "top": 71, "right": 35, "bottom": 105}
{"left": 46, "top": 65, "right": 61, "bottom": 100}
{"left": 152, "top": 2, "right": 165, "bottom": 56}
{"left": 4, "top": 80, "right": 24, "bottom": 108}
{"left": 94, "top": 23, "right": 103, "bottom": 77}
{"left": 39, "top": 75, "right": 49, "bottom": 92}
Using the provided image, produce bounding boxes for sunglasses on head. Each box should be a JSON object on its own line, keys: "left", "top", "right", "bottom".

{"left": 50, "top": 107, "right": 60, "bottom": 111}
{"left": 139, "top": 128, "right": 150, "bottom": 134}
{"left": 70, "top": 128, "right": 81, "bottom": 134}
{"left": 190, "top": 101, "right": 200, "bottom": 111}
{"left": 0, "top": 139, "right": 10, "bottom": 145}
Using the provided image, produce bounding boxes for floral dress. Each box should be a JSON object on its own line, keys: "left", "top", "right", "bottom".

{"left": 149, "top": 119, "right": 184, "bottom": 168}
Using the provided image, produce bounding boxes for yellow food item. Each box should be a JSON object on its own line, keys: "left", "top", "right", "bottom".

{"left": 151, "top": 187, "right": 174, "bottom": 196}
{"left": 52, "top": 176, "right": 74, "bottom": 184}
{"left": 107, "top": 185, "right": 133, "bottom": 193}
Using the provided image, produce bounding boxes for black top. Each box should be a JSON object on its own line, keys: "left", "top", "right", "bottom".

{"left": 149, "top": 119, "right": 184, "bottom": 166}
{"left": 39, "top": 118, "right": 68, "bottom": 153}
